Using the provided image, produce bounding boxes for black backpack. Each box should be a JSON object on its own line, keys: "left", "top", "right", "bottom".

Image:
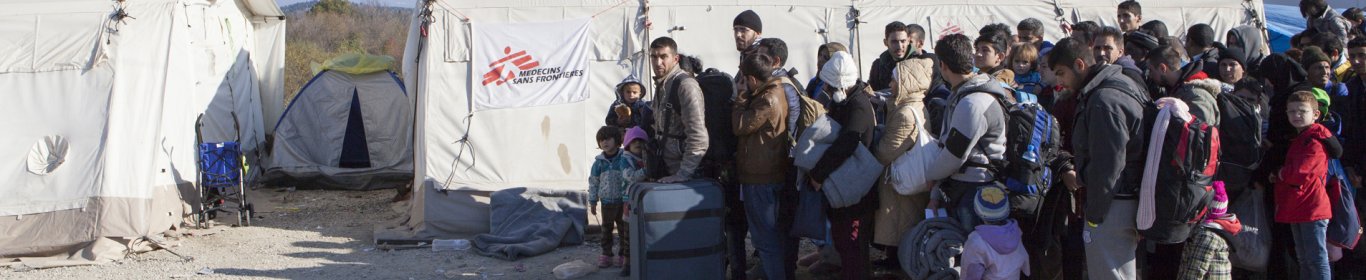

{"left": 1000, "top": 101, "right": 1063, "bottom": 224}
{"left": 975, "top": 86, "right": 1063, "bottom": 224}
{"left": 1139, "top": 109, "right": 1220, "bottom": 244}
{"left": 1214, "top": 94, "right": 1263, "bottom": 182}
{"left": 661, "top": 68, "right": 736, "bottom": 164}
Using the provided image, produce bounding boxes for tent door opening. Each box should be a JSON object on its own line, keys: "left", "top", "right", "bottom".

{"left": 339, "top": 90, "right": 372, "bottom": 168}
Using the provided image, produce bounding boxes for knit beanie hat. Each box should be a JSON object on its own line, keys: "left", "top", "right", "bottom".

{"left": 622, "top": 126, "right": 648, "bottom": 150}
{"left": 733, "top": 10, "right": 762, "bottom": 33}
{"left": 1208, "top": 181, "right": 1229, "bottom": 219}
{"left": 974, "top": 186, "right": 1011, "bottom": 223}
{"left": 1219, "top": 46, "right": 1247, "bottom": 68}
{"left": 1300, "top": 46, "right": 1331, "bottom": 68}
{"left": 1126, "top": 32, "right": 1160, "bottom": 52}
{"left": 820, "top": 51, "right": 859, "bottom": 89}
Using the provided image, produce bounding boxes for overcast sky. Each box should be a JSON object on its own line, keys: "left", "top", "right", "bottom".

{"left": 276, "top": 0, "right": 416, "bottom": 9}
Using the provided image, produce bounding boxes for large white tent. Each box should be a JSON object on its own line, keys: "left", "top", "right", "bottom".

{"left": 384, "top": 0, "right": 1266, "bottom": 239}
{"left": 0, "top": 0, "right": 285, "bottom": 265}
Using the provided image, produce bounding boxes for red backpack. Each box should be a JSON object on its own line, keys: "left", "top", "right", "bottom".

{"left": 1139, "top": 110, "right": 1221, "bottom": 244}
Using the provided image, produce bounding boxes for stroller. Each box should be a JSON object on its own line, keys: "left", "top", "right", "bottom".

{"left": 194, "top": 114, "right": 254, "bottom": 227}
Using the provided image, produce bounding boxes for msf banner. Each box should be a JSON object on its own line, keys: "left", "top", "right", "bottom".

{"left": 472, "top": 18, "right": 592, "bottom": 111}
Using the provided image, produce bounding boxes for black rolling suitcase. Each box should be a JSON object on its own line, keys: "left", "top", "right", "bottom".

{"left": 628, "top": 180, "right": 726, "bottom": 280}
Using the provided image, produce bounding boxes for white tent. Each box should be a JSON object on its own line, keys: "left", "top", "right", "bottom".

{"left": 263, "top": 70, "right": 414, "bottom": 190}
{"left": 384, "top": 0, "right": 1264, "bottom": 238}
{"left": 0, "top": 0, "right": 285, "bottom": 264}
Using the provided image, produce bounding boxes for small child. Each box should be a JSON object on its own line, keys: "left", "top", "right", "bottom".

{"left": 1011, "top": 43, "right": 1044, "bottom": 96}
{"left": 1177, "top": 181, "right": 1243, "bottom": 279}
{"left": 605, "top": 77, "right": 654, "bottom": 133}
{"left": 1273, "top": 90, "right": 1342, "bottom": 280}
{"left": 961, "top": 186, "right": 1030, "bottom": 280}
{"left": 615, "top": 126, "right": 648, "bottom": 277}
{"left": 588, "top": 126, "right": 635, "bottom": 271}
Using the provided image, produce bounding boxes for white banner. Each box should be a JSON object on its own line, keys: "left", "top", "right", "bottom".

{"left": 472, "top": 18, "right": 592, "bottom": 111}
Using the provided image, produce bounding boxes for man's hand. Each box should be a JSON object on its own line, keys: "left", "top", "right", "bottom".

{"left": 809, "top": 178, "right": 823, "bottom": 191}
{"left": 659, "top": 175, "right": 688, "bottom": 183}
{"left": 590, "top": 204, "right": 597, "bottom": 215}
{"left": 1062, "top": 170, "right": 1082, "bottom": 191}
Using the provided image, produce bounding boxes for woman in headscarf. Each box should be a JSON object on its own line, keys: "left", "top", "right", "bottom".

{"left": 871, "top": 57, "right": 935, "bottom": 272}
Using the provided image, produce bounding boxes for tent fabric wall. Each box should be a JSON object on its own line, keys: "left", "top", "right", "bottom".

{"left": 263, "top": 70, "right": 414, "bottom": 190}
{"left": 0, "top": 0, "right": 284, "bottom": 262}
{"left": 398, "top": 0, "right": 1266, "bottom": 237}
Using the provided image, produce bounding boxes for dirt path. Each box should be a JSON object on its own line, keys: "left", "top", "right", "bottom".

{"left": 1, "top": 188, "right": 866, "bottom": 280}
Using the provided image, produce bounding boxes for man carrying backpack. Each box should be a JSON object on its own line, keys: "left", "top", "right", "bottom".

{"left": 647, "top": 36, "right": 709, "bottom": 184}
{"left": 1047, "top": 38, "right": 1151, "bottom": 280}
{"left": 895, "top": 34, "right": 1012, "bottom": 230}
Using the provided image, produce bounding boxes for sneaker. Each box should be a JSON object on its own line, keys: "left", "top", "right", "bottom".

{"left": 598, "top": 255, "right": 612, "bottom": 268}
{"left": 619, "top": 265, "right": 630, "bottom": 277}
{"left": 615, "top": 255, "right": 627, "bottom": 268}
{"left": 797, "top": 251, "right": 822, "bottom": 267}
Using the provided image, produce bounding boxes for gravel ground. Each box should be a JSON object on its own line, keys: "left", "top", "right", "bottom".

{"left": 0, "top": 188, "right": 896, "bottom": 280}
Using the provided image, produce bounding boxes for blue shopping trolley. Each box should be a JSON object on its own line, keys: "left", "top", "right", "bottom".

{"left": 194, "top": 115, "right": 253, "bottom": 227}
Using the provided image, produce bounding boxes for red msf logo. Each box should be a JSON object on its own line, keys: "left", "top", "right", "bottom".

{"left": 482, "top": 46, "right": 541, "bottom": 86}
{"left": 938, "top": 23, "right": 963, "bottom": 40}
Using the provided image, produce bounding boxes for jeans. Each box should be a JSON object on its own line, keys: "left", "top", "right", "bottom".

{"left": 743, "top": 184, "right": 787, "bottom": 280}
{"left": 939, "top": 180, "right": 990, "bottom": 229}
{"left": 1291, "top": 219, "right": 1331, "bottom": 280}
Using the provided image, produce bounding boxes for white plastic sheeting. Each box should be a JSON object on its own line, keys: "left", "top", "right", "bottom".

{"left": 0, "top": 0, "right": 285, "bottom": 260}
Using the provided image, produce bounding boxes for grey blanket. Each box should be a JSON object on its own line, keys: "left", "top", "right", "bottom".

{"left": 899, "top": 217, "right": 967, "bottom": 280}
{"left": 472, "top": 188, "right": 588, "bottom": 261}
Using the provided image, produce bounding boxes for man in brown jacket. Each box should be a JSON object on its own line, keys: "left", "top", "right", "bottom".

{"left": 733, "top": 50, "right": 791, "bottom": 280}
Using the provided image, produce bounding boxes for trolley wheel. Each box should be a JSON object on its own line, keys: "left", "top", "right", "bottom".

{"left": 242, "top": 204, "right": 254, "bottom": 227}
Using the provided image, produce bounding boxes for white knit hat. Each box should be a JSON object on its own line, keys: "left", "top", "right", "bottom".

{"left": 820, "top": 51, "right": 858, "bottom": 89}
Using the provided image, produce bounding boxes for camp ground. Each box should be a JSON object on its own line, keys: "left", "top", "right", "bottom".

{"left": 6, "top": 0, "right": 1366, "bottom": 279}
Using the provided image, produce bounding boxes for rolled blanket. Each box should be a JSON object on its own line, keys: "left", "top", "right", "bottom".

{"left": 794, "top": 115, "right": 842, "bottom": 170}
{"left": 899, "top": 217, "right": 968, "bottom": 280}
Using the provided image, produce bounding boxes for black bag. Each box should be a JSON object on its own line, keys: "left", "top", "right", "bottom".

{"left": 664, "top": 68, "right": 736, "bottom": 163}
{"left": 1139, "top": 110, "right": 1220, "bottom": 244}
{"left": 1214, "top": 93, "right": 1263, "bottom": 193}
{"left": 629, "top": 180, "right": 726, "bottom": 280}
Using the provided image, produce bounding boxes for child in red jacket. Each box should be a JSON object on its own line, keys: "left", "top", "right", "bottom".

{"left": 1273, "top": 90, "right": 1343, "bottom": 280}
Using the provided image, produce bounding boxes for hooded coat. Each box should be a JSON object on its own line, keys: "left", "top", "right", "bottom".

{"left": 1227, "top": 25, "right": 1268, "bottom": 76}
{"left": 961, "top": 220, "right": 1031, "bottom": 280}
{"left": 873, "top": 58, "right": 935, "bottom": 246}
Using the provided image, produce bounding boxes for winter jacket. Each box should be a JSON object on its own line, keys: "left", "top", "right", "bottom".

{"left": 805, "top": 76, "right": 833, "bottom": 107}
{"left": 961, "top": 220, "right": 1031, "bottom": 280}
{"left": 930, "top": 73, "right": 1011, "bottom": 183}
{"left": 808, "top": 81, "right": 876, "bottom": 183}
{"left": 650, "top": 66, "right": 709, "bottom": 179}
{"left": 874, "top": 58, "right": 934, "bottom": 246}
{"left": 1308, "top": 6, "right": 1353, "bottom": 49}
{"left": 589, "top": 151, "right": 639, "bottom": 204}
{"left": 1343, "top": 75, "right": 1366, "bottom": 173}
{"left": 1191, "top": 48, "right": 1222, "bottom": 79}
{"left": 1173, "top": 70, "right": 1223, "bottom": 126}
{"left": 870, "top": 50, "right": 904, "bottom": 92}
{"left": 1275, "top": 123, "right": 1338, "bottom": 223}
{"left": 1015, "top": 71, "right": 1043, "bottom": 96}
{"left": 605, "top": 99, "right": 654, "bottom": 131}
{"left": 871, "top": 49, "right": 945, "bottom": 93}
{"left": 1073, "top": 64, "right": 1152, "bottom": 224}
{"left": 733, "top": 78, "right": 790, "bottom": 184}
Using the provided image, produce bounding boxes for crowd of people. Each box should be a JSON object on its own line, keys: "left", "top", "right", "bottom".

{"left": 587, "top": 0, "right": 1366, "bottom": 279}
